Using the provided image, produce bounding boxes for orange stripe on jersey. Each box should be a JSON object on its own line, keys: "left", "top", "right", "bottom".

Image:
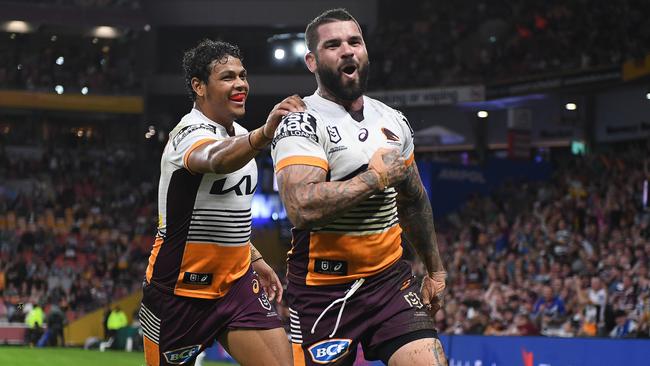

{"left": 143, "top": 335, "right": 160, "bottom": 366}
{"left": 405, "top": 152, "right": 415, "bottom": 166}
{"left": 275, "top": 156, "right": 328, "bottom": 173}
{"left": 145, "top": 236, "right": 164, "bottom": 283}
{"left": 292, "top": 343, "right": 306, "bottom": 366}
{"left": 182, "top": 138, "right": 218, "bottom": 173}
{"left": 174, "top": 242, "right": 250, "bottom": 299}
{"left": 305, "top": 225, "right": 403, "bottom": 286}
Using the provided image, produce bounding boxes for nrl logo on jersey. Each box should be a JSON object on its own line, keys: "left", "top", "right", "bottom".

{"left": 326, "top": 126, "right": 342, "bottom": 143}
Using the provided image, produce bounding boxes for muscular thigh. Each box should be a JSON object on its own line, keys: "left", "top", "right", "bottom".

{"left": 219, "top": 327, "right": 292, "bottom": 366}
{"left": 388, "top": 338, "right": 447, "bottom": 366}
{"left": 142, "top": 268, "right": 283, "bottom": 366}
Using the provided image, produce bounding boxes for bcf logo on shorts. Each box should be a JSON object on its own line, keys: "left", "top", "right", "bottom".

{"left": 163, "top": 344, "right": 201, "bottom": 364}
{"left": 308, "top": 338, "right": 352, "bottom": 364}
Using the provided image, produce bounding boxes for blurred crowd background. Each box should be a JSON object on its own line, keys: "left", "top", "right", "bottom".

{"left": 1, "top": 0, "right": 650, "bottom": 349}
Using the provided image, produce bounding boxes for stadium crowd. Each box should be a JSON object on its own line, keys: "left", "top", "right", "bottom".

{"left": 369, "top": 0, "right": 650, "bottom": 88}
{"left": 3, "top": 0, "right": 650, "bottom": 95}
{"left": 422, "top": 149, "right": 650, "bottom": 338}
{"left": 0, "top": 32, "right": 141, "bottom": 95}
{"left": 2, "top": 143, "right": 649, "bottom": 341}
{"left": 0, "top": 147, "right": 155, "bottom": 327}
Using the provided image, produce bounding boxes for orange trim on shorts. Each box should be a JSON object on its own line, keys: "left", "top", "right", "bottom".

{"left": 305, "top": 225, "right": 403, "bottom": 286}
{"left": 405, "top": 152, "right": 415, "bottom": 166}
{"left": 183, "top": 138, "right": 218, "bottom": 173}
{"left": 292, "top": 343, "right": 306, "bottom": 366}
{"left": 145, "top": 236, "right": 164, "bottom": 283}
{"left": 144, "top": 335, "right": 160, "bottom": 366}
{"left": 275, "top": 156, "right": 328, "bottom": 173}
{"left": 174, "top": 242, "right": 251, "bottom": 299}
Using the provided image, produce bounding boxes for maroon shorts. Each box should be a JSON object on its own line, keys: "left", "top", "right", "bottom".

{"left": 140, "top": 266, "right": 283, "bottom": 366}
{"left": 287, "top": 260, "right": 437, "bottom": 365}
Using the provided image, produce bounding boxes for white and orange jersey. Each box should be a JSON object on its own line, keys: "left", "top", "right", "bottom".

{"left": 271, "top": 92, "right": 415, "bottom": 286}
{"left": 146, "top": 107, "right": 256, "bottom": 299}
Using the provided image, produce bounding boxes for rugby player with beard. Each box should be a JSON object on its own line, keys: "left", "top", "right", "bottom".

{"left": 271, "top": 9, "right": 448, "bottom": 366}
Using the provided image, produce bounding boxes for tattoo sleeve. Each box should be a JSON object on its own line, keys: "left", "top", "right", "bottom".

{"left": 276, "top": 165, "right": 381, "bottom": 229}
{"left": 396, "top": 163, "right": 445, "bottom": 273}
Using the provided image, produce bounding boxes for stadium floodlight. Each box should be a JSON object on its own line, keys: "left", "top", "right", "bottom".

{"left": 293, "top": 41, "right": 307, "bottom": 56}
{"left": 5, "top": 20, "right": 32, "bottom": 33}
{"left": 646, "top": 92, "right": 650, "bottom": 100}
{"left": 274, "top": 48, "right": 286, "bottom": 60}
{"left": 56, "top": 56, "right": 64, "bottom": 66}
{"left": 93, "top": 26, "right": 119, "bottom": 39}
{"left": 565, "top": 102, "right": 577, "bottom": 111}
{"left": 477, "top": 110, "right": 489, "bottom": 118}
{"left": 81, "top": 87, "right": 89, "bottom": 95}
{"left": 54, "top": 85, "right": 64, "bottom": 94}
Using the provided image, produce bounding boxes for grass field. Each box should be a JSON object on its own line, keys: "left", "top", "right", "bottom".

{"left": 0, "top": 347, "right": 235, "bottom": 366}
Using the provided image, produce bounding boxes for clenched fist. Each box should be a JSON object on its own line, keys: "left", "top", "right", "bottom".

{"left": 368, "top": 148, "right": 408, "bottom": 190}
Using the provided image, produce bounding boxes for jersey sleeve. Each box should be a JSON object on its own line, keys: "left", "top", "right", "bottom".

{"left": 271, "top": 112, "right": 328, "bottom": 172}
{"left": 395, "top": 109, "right": 415, "bottom": 166}
{"left": 167, "top": 122, "right": 222, "bottom": 172}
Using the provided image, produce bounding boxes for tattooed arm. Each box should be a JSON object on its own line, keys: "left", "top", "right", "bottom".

{"left": 396, "top": 163, "right": 446, "bottom": 312}
{"left": 276, "top": 148, "right": 407, "bottom": 229}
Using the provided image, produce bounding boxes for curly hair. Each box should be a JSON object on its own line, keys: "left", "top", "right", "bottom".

{"left": 182, "top": 39, "right": 243, "bottom": 101}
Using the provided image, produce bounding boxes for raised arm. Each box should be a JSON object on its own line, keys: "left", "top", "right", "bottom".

{"left": 395, "top": 162, "right": 446, "bottom": 312}
{"left": 276, "top": 148, "right": 407, "bottom": 229}
{"left": 187, "top": 95, "right": 304, "bottom": 174}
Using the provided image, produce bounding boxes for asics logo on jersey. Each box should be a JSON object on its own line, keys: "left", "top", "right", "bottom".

{"left": 358, "top": 128, "right": 368, "bottom": 141}
{"left": 381, "top": 127, "right": 400, "bottom": 142}
{"left": 209, "top": 175, "right": 256, "bottom": 196}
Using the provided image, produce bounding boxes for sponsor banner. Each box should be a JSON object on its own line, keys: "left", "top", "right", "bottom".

{"left": 368, "top": 85, "right": 485, "bottom": 107}
{"left": 428, "top": 159, "right": 552, "bottom": 217}
{"left": 488, "top": 68, "right": 620, "bottom": 98}
{"left": 445, "top": 335, "right": 650, "bottom": 366}
{"left": 205, "top": 335, "right": 650, "bottom": 365}
{"left": 595, "top": 84, "right": 650, "bottom": 142}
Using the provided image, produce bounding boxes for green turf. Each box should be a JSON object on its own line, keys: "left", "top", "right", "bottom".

{"left": 0, "top": 347, "right": 236, "bottom": 366}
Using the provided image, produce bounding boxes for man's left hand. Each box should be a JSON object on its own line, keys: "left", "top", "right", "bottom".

{"left": 421, "top": 271, "right": 447, "bottom": 316}
{"left": 252, "top": 259, "right": 283, "bottom": 303}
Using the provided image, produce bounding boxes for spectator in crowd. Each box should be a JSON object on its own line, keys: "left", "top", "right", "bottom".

{"left": 25, "top": 302, "right": 45, "bottom": 346}
{"left": 610, "top": 310, "right": 638, "bottom": 338}
{"left": 46, "top": 303, "right": 66, "bottom": 346}
{"left": 106, "top": 305, "right": 128, "bottom": 341}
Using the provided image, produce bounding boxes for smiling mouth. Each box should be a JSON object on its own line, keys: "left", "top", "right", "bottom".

{"left": 229, "top": 93, "right": 246, "bottom": 102}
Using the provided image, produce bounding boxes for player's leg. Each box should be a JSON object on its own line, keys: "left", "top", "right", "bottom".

{"left": 216, "top": 269, "right": 292, "bottom": 365}
{"left": 361, "top": 260, "right": 448, "bottom": 365}
{"left": 140, "top": 282, "right": 214, "bottom": 366}
{"left": 218, "top": 327, "right": 292, "bottom": 366}
{"left": 385, "top": 336, "right": 447, "bottom": 366}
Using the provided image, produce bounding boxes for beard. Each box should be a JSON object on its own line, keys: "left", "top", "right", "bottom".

{"left": 317, "top": 60, "right": 369, "bottom": 101}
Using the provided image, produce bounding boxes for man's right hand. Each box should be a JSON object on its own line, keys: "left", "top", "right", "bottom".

{"left": 368, "top": 148, "right": 407, "bottom": 190}
{"left": 263, "top": 94, "right": 305, "bottom": 139}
